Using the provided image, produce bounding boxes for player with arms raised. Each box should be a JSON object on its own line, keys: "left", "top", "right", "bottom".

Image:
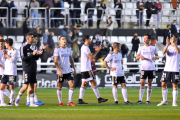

{"left": 157, "top": 35, "right": 179, "bottom": 107}
{"left": 54, "top": 36, "right": 76, "bottom": 106}
{"left": 78, "top": 35, "right": 108, "bottom": 104}
{"left": 104, "top": 42, "right": 132, "bottom": 105}
{"left": 135, "top": 33, "right": 158, "bottom": 104}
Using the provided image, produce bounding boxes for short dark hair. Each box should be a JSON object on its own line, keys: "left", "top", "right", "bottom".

{"left": 26, "top": 32, "right": 34, "bottom": 38}
{"left": 5, "top": 38, "right": 13, "bottom": 46}
{"left": 0, "top": 34, "right": 3, "bottom": 38}
{"left": 0, "top": 39, "right": 4, "bottom": 42}
{"left": 113, "top": 42, "right": 120, "bottom": 49}
{"left": 167, "top": 24, "right": 170, "bottom": 28}
{"left": 144, "top": 33, "right": 151, "bottom": 39}
{"left": 109, "top": 17, "right": 112, "bottom": 19}
{"left": 59, "top": 36, "right": 65, "bottom": 40}
{"left": 173, "top": 20, "right": 176, "bottom": 22}
{"left": 82, "top": 35, "right": 90, "bottom": 42}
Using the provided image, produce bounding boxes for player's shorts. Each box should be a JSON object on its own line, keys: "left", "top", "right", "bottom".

{"left": 23, "top": 71, "right": 37, "bottom": 84}
{"left": 161, "top": 71, "right": 179, "bottom": 83}
{"left": 81, "top": 71, "right": 95, "bottom": 82}
{"left": 1, "top": 75, "right": 16, "bottom": 85}
{"left": 57, "top": 72, "right": 74, "bottom": 83}
{"left": 111, "top": 76, "right": 126, "bottom": 85}
{"left": 140, "top": 70, "right": 155, "bottom": 79}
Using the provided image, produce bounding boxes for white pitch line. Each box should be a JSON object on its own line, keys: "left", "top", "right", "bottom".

{"left": 0, "top": 109, "right": 180, "bottom": 111}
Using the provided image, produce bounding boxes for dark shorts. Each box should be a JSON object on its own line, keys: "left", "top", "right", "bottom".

{"left": 81, "top": 71, "right": 95, "bottom": 81}
{"left": 57, "top": 72, "right": 74, "bottom": 83}
{"left": 1, "top": 75, "right": 16, "bottom": 85}
{"left": 23, "top": 71, "right": 37, "bottom": 84}
{"left": 140, "top": 70, "right": 155, "bottom": 79}
{"left": 161, "top": 72, "right": 179, "bottom": 83}
{"left": 111, "top": 76, "right": 126, "bottom": 85}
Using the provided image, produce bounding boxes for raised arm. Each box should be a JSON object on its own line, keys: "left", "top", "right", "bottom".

{"left": 162, "top": 37, "right": 170, "bottom": 55}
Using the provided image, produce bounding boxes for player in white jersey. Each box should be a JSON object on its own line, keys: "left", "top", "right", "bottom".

{"left": 0, "top": 38, "right": 19, "bottom": 106}
{"left": 104, "top": 42, "right": 132, "bottom": 105}
{"left": 0, "top": 39, "right": 11, "bottom": 103}
{"left": 157, "top": 35, "right": 180, "bottom": 107}
{"left": 78, "top": 35, "right": 108, "bottom": 104}
{"left": 135, "top": 34, "right": 159, "bottom": 104}
{"left": 54, "top": 36, "right": 76, "bottom": 106}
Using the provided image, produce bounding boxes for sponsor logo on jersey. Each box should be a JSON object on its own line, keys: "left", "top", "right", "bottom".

{"left": 61, "top": 54, "right": 69, "bottom": 57}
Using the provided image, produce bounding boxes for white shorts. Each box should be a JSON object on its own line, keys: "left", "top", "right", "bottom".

{"left": 82, "top": 77, "right": 94, "bottom": 82}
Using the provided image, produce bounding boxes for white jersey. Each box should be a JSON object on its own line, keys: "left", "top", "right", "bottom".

{"left": 2, "top": 48, "right": 19, "bottom": 76}
{"left": 164, "top": 45, "right": 180, "bottom": 72}
{"left": 0, "top": 50, "right": 4, "bottom": 75}
{"left": 137, "top": 45, "right": 158, "bottom": 70}
{"left": 104, "top": 52, "right": 124, "bottom": 77}
{"left": 81, "top": 45, "right": 92, "bottom": 72}
{"left": 54, "top": 47, "right": 72, "bottom": 74}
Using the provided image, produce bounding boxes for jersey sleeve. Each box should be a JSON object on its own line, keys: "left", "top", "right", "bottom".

{"left": 154, "top": 46, "right": 158, "bottom": 54}
{"left": 69, "top": 48, "right": 72, "bottom": 56}
{"left": 137, "top": 46, "right": 141, "bottom": 55}
{"left": 10, "top": 50, "right": 19, "bottom": 63}
{"left": 54, "top": 48, "right": 59, "bottom": 57}
{"left": 104, "top": 54, "right": 113, "bottom": 62}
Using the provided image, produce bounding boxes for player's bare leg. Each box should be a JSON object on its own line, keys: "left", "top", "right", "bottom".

{"left": 15, "top": 84, "right": 28, "bottom": 106}
{"left": 57, "top": 82, "right": 63, "bottom": 106}
{"left": 0, "top": 83, "right": 7, "bottom": 106}
{"left": 146, "top": 79, "right": 153, "bottom": 104}
{"left": 90, "top": 79, "right": 108, "bottom": 103}
{"left": 157, "top": 82, "right": 168, "bottom": 106}
{"left": 78, "top": 81, "right": 88, "bottom": 104}
{"left": 136, "top": 79, "right": 145, "bottom": 104}
{"left": 67, "top": 80, "right": 76, "bottom": 106}
{"left": 172, "top": 83, "right": 178, "bottom": 106}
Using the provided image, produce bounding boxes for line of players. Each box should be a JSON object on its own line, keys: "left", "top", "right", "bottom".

{"left": 0, "top": 33, "right": 179, "bottom": 107}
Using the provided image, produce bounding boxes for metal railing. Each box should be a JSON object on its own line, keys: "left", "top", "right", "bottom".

{"left": 0, "top": 7, "right": 9, "bottom": 27}
{"left": 49, "top": 8, "right": 66, "bottom": 28}
{"left": 29, "top": 7, "right": 47, "bottom": 28}
{"left": 1, "top": 7, "right": 180, "bottom": 29}
{"left": 10, "top": 7, "right": 27, "bottom": 28}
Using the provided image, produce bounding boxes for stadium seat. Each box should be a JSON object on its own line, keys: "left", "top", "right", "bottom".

{"left": 110, "top": 36, "right": 118, "bottom": 43}
{"left": 162, "top": 10, "right": 170, "bottom": 15}
{"left": 161, "top": 17, "right": 169, "bottom": 23}
{"left": 124, "top": 10, "right": 132, "bottom": 15}
{"left": 8, "top": 36, "right": 16, "bottom": 41}
{"left": 119, "top": 36, "right": 126, "bottom": 43}
{"left": 123, "top": 16, "right": 131, "bottom": 22}
{"left": 17, "top": 36, "right": 24, "bottom": 43}
{"left": 126, "top": 3, "right": 133, "bottom": 9}
{"left": 158, "top": 51, "right": 164, "bottom": 58}
{"left": 19, "top": 2, "right": 27, "bottom": 7}
{"left": 14, "top": 1, "right": 19, "bottom": 7}
{"left": 64, "top": 2, "right": 69, "bottom": 8}
{"left": 158, "top": 36, "right": 163, "bottom": 43}
{"left": 109, "top": 10, "right": 116, "bottom": 16}
{"left": 14, "top": 43, "right": 22, "bottom": 50}
{"left": 163, "top": 3, "right": 171, "bottom": 9}
{"left": 53, "top": 36, "right": 58, "bottom": 43}
{"left": 126, "top": 36, "right": 132, "bottom": 43}
{"left": 131, "top": 16, "right": 137, "bottom": 22}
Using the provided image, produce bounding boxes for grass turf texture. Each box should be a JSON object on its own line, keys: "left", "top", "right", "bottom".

{"left": 0, "top": 88, "right": 179, "bottom": 120}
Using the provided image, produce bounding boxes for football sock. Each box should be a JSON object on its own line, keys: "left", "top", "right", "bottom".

{"left": 68, "top": 88, "right": 74, "bottom": 102}
{"left": 79, "top": 86, "right": 85, "bottom": 99}
{"left": 139, "top": 86, "right": 145, "bottom": 101}
{"left": 112, "top": 87, "right": 118, "bottom": 101}
{"left": 16, "top": 91, "right": 23, "bottom": 100}
{"left": 57, "top": 89, "right": 62, "bottom": 103}
{"left": 0, "top": 90, "right": 5, "bottom": 104}
{"left": 173, "top": 88, "right": 178, "bottom": 103}
{"left": 27, "top": 96, "right": 30, "bottom": 103}
{"left": 10, "top": 90, "right": 15, "bottom": 104}
{"left": 30, "top": 93, "right": 34, "bottom": 105}
{"left": 122, "top": 87, "right": 128, "bottom": 102}
{"left": 34, "top": 93, "right": 38, "bottom": 103}
{"left": 4, "top": 88, "right": 10, "bottom": 99}
{"left": 92, "top": 86, "right": 100, "bottom": 99}
{"left": 146, "top": 87, "right": 152, "bottom": 101}
{"left": 162, "top": 88, "right": 168, "bottom": 102}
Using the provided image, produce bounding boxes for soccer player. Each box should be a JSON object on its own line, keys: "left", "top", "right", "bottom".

{"left": 78, "top": 35, "right": 108, "bottom": 104}
{"left": 0, "top": 38, "right": 19, "bottom": 106}
{"left": 157, "top": 35, "right": 179, "bottom": 107}
{"left": 15, "top": 32, "right": 47, "bottom": 107}
{"left": 135, "top": 33, "right": 158, "bottom": 104}
{"left": 103, "top": 42, "right": 132, "bottom": 105}
{"left": 25, "top": 35, "right": 44, "bottom": 106}
{"left": 0, "top": 39, "right": 11, "bottom": 103}
{"left": 54, "top": 36, "right": 76, "bottom": 106}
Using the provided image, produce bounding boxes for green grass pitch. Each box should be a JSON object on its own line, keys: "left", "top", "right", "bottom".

{"left": 0, "top": 88, "right": 180, "bottom": 120}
